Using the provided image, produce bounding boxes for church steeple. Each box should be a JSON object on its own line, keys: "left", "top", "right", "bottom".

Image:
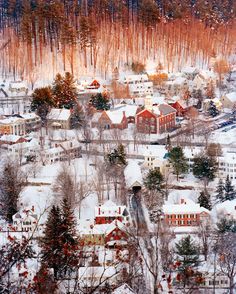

{"left": 145, "top": 95, "right": 153, "bottom": 110}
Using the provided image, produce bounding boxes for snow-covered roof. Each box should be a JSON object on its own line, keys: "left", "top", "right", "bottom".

{"left": 214, "top": 199, "right": 236, "bottom": 220}
{"left": 123, "top": 74, "right": 149, "bottom": 83}
{"left": 45, "top": 146, "right": 64, "bottom": 155}
{"left": 106, "top": 110, "right": 124, "bottom": 124}
{"left": 163, "top": 198, "right": 210, "bottom": 214}
{"left": 112, "top": 284, "right": 136, "bottom": 294}
{"left": 124, "top": 160, "right": 143, "bottom": 188}
{"left": 19, "top": 113, "right": 40, "bottom": 120}
{"left": 9, "top": 81, "right": 28, "bottom": 90}
{"left": 197, "top": 70, "right": 216, "bottom": 80}
{"left": 182, "top": 66, "right": 198, "bottom": 74}
{"left": 0, "top": 134, "right": 25, "bottom": 143}
{"left": 113, "top": 104, "right": 138, "bottom": 117}
{"left": 158, "top": 103, "right": 176, "bottom": 115}
{"left": 60, "top": 139, "right": 80, "bottom": 150}
{"left": 12, "top": 208, "right": 37, "bottom": 222}
{"left": 0, "top": 117, "right": 25, "bottom": 124}
{"left": 224, "top": 92, "right": 236, "bottom": 103}
{"left": 176, "top": 98, "right": 198, "bottom": 109}
{"left": 80, "top": 220, "right": 126, "bottom": 236}
{"left": 47, "top": 108, "right": 71, "bottom": 121}
{"left": 95, "top": 200, "right": 127, "bottom": 218}
{"left": 167, "top": 76, "right": 186, "bottom": 86}
{"left": 79, "top": 266, "right": 117, "bottom": 280}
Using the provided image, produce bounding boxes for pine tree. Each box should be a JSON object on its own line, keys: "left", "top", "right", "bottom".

{"left": 41, "top": 206, "right": 63, "bottom": 279}
{"left": 90, "top": 93, "right": 110, "bottom": 110}
{"left": 224, "top": 175, "right": 236, "bottom": 201}
{"left": 217, "top": 218, "right": 236, "bottom": 234}
{"left": 215, "top": 178, "right": 225, "bottom": 203}
{"left": 192, "top": 153, "right": 217, "bottom": 189}
{"left": 52, "top": 72, "right": 78, "bottom": 109}
{"left": 175, "top": 236, "right": 200, "bottom": 287}
{"left": 60, "top": 197, "right": 79, "bottom": 276}
{"left": 144, "top": 168, "right": 164, "bottom": 193}
{"left": 207, "top": 100, "right": 219, "bottom": 117}
{"left": 198, "top": 190, "right": 211, "bottom": 210}
{"left": 0, "top": 161, "right": 26, "bottom": 222}
{"left": 168, "top": 146, "right": 188, "bottom": 181}
{"left": 70, "top": 102, "right": 85, "bottom": 129}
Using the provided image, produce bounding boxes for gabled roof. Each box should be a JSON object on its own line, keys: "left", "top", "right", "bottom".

{"left": 124, "top": 160, "right": 143, "bottom": 188}
{"left": 47, "top": 108, "right": 71, "bottom": 121}
{"left": 224, "top": 92, "right": 236, "bottom": 103}
{"left": 112, "top": 284, "right": 136, "bottom": 294}
{"left": 95, "top": 200, "right": 127, "bottom": 218}
{"left": 163, "top": 198, "right": 210, "bottom": 214}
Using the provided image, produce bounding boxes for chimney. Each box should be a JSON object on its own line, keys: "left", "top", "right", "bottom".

{"left": 98, "top": 207, "right": 101, "bottom": 215}
{"left": 31, "top": 205, "right": 34, "bottom": 212}
{"left": 118, "top": 207, "right": 121, "bottom": 214}
{"left": 180, "top": 199, "right": 185, "bottom": 204}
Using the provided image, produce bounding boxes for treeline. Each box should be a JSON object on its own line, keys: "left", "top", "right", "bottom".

{"left": 0, "top": 0, "right": 235, "bottom": 80}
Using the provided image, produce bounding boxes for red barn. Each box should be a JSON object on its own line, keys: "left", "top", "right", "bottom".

{"left": 136, "top": 104, "right": 176, "bottom": 134}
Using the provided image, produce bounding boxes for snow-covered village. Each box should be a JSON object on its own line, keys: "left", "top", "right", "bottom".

{"left": 0, "top": 1, "right": 236, "bottom": 294}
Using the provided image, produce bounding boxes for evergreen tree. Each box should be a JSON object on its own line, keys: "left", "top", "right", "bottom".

{"left": 31, "top": 86, "right": 55, "bottom": 123}
{"left": 70, "top": 102, "right": 85, "bottom": 129}
{"left": 168, "top": 146, "right": 188, "bottom": 181}
{"left": 90, "top": 93, "right": 110, "bottom": 110}
{"left": 198, "top": 190, "right": 211, "bottom": 210}
{"left": 207, "top": 100, "right": 219, "bottom": 117}
{"left": 224, "top": 175, "right": 236, "bottom": 201}
{"left": 215, "top": 178, "right": 225, "bottom": 203}
{"left": 192, "top": 153, "right": 217, "bottom": 189}
{"left": 41, "top": 206, "right": 63, "bottom": 279}
{"left": 60, "top": 197, "right": 79, "bottom": 275}
{"left": 52, "top": 72, "right": 78, "bottom": 109}
{"left": 217, "top": 218, "right": 236, "bottom": 234}
{"left": 0, "top": 161, "right": 26, "bottom": 222}
{"left": 144, "top": 168, "right": 164, "bottom": 193}
{"left": 175, "top": 235, "right": 200, "bottom": 287}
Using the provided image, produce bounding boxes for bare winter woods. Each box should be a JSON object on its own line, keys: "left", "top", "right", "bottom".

{"left": 0, "top": 0, "right": 235, "bottom": 81}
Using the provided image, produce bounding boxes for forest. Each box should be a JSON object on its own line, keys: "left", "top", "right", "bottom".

{"left": 0, "top": 0, "right": 235, "bottom": 80}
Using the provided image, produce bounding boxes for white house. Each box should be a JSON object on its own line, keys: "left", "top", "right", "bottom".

{"left": 12, "top": 207, "right": 38, "bottom": 232}
{"left": 0, "top": 116, "right": 26, "bottom": 135}
{"left": 95, "top": 200, "right": 130, "bottom": 225}
{"left": 220, "top": 92, "right": 236, "bottom": 109}
{"left": 47, "top": 108, "right": 72, "bottom": 129}
{"left": 19, "top": 113, "right": 41, "bottom": 132}
{"left": 192, "top": 70, "right": 216, "bottom": 90}
{"left": 218, "top": 150, "right": 236, "bottom": 180}
{"left": 122, "top": 74, "right": 153, "bottom": 98}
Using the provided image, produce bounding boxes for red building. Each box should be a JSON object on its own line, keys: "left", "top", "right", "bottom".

{"left": 163, "top": 198, "right": 210, "bottom": 227}
{"left": 171, "top": 98, "right": 198, "bottom": 116}
{"left": 87, "top": 79, "right": 100, "bottom": 89}
{"left": 91, "top": 110, "right": 128, "bottom": 130}
{"left": 95, "top": 200, "right": 130, "bottom": 225}
{"left": 135, "top": 104, "right": 176, "bottom": 134}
